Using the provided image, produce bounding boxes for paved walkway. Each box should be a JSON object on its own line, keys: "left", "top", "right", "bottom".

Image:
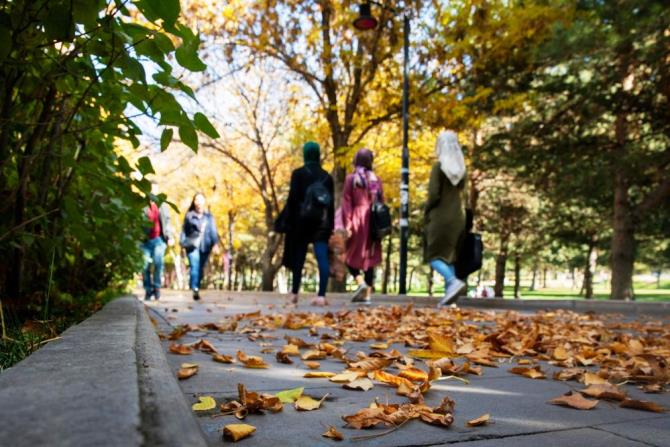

{"left": 148, "top": 290, "right": 670, "bottom": 447}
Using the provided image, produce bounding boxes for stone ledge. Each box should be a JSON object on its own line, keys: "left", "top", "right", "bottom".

{"left": 0, "top": 296, "right": 207, "bottom": 447}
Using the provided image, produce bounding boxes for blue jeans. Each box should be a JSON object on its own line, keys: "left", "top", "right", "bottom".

{"left": 142, "top": 237, "right": 166, "bottom": 293}
{"left": 430, "top": 259, "right": 456, "bottom": 290}
{"left": 292, "top": 241, "right": 329, "bottom": 296}
{"left": 187, "top": 249, "right": 211, "bottom": 290}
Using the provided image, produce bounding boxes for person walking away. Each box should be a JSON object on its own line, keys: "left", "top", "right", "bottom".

{"left": 180, "top": 193, "right": 220, "bottom": 300}
{"left": 281, "top": 141, "right": 334, "bottom": 306}
{"left": 141, "top": 200, "right": 173, "bottom": 300}
{"left": 341, "top": 148, "right": 384, "bottom": 303}
{"left": 424, "top": 130, "right": 467, "bottom": 306}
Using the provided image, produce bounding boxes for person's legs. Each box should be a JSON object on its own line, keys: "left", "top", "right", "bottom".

{"left": 152, "top": 239, "right": 167, "bottom": 298}
{"left": 313, "top": 241, "right": 329, "bottom": 297}
{"left": 291, "top": 241, "right": 309, "bottom": 299}
{"left": 198, "top": 249, "right": 211, "bottom": 290}
{"left": 363, "top": 268, "right": 375, "bottom": 288}
{"left": 348, "top": 264, "right": 369, "bottom": 302}
{"left": 141, "top": 241, "right": 153, "bottom": 299}
{"left": 187, "top": 249, "right": 200, "bottom": 291}
{"left": 430, "top": 259, "right": 464, "bottom": 306}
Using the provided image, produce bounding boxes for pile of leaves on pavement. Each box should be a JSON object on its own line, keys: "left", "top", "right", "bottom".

{"left": 163, "top": 305, "right": 669, "bottom": 441}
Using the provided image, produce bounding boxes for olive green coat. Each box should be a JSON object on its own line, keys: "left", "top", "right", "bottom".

{"left": 423, "top": 162, "right": 466, "bottom": 264}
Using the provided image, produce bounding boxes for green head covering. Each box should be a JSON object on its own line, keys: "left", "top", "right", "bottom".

{"left": 303, "top": 141, "right": 321, "bottom": 166}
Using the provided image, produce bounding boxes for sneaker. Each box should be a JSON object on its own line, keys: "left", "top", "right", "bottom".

{"left": 350, "top": 284, "right": 367, "bottom": 302}
{"left": 193, "top": 289, "right": 200, "bottom": 301}
{"left": 144, "top": 289, "right": 154, "bottom": 301}
{"left": 310, "top": 296, "right": 328, "bottom": 306}
{"left": 154, "top": 288, "right": 160, "bottom": 300}
{"left": 438, "top": 279, "right": 466, "bottom": 307}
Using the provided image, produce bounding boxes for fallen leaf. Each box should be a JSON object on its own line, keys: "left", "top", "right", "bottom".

{"left": 304, "top": 371, "right": 336, "bottom": 378}
{"left": 304, "top": 361, "right": 320, "bottom": 369}
{"left": 168, "top": 343, "right": 193, "bottom": 355}
{"left": 178, "top": 364, "right": 198, "bottom": 380}
{"left": 343, "top": 378, "right": 374, "bottom": 391}
{"left": 282, "top": 344, "right": 300, "bottom": 356}
{"left": 212, "top": 353, "right": 234, "bottom": 364}
{"left": 370, "top": 342, "right": 389, "bottom": 350}
{"left": 373, "top": 370, "right": 414, "bottom": 389}
{"left": 398, "top": 367, "right": 429, "bottom": 382}
{"left": 553, "top": 368, "right": 585, "bottom": 381}
{"left": 322, "top": 426, "right": 344, "bottom": 441}
{"left": 276, "top": 387, "right": 303, "bottom": 403}
{"left": 193, "top": 339, "right": 218, "bottom": 354}
{"left": 301, "top": 349, "right": 326, "bottom": 360}
{"left": 427, "top": 330, "right": 455, "bottom": 354}
{"left": 329, "top": 371, "right": 360, "bottom": 383}
{"left": 276, "top": 351, "right": 293, "bottom": 364}
{"left": 295, "top": 394, "right": 328, "bottom": 411}
{"left": 509, "top": 366, "right": 546, "bottom": 379}
{"left": 347, "top": 357, "right": 392, "bottom": 371}
{"left": 223, "top": 424, "right": 256, "bottom": 442}
{"left": 237, "top": 350, "right": 269, "bottom": 369}
{"left": 467, "top": 413, "right": 491, "bottom": 427}
{"left": 583, "top": 372, "right": 607, "bottom": 385}
{"left": 619, "top": 398, "right": 666, "bottom": 413}
{"left": 553, "top": 346, "right": 569, "bottom": 361}
{"left": 407, "top": 349, "right": 449, "bottom": 360}
{"left": 192, "top": 396, "right": 216, "bottom": 411}
{"left": 580, "top": 384, "right": 627, "bottom": 401}
{"left": 549, "top": 391, "right": 599, "bottom": 410}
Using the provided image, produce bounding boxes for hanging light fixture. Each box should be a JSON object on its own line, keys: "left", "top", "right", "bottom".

{"left": 353, "top": 3, "right": 378, "bottom": 31}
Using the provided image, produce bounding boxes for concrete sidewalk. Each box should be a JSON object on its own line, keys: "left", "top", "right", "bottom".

{"left": 150, "top": 290, "right": 670, "bottom": 447}
{"left": 0, "top": 297, "right": 207, "bottom": 447}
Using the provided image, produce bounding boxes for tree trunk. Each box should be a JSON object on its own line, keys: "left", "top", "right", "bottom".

{"left": 513, "top": 255, "right": 521, "bottom": 299}
{"left": 494, "top": 234, "right": 509, "bottom": 298}
{"left": 227, "top": 211, "right": 235, "bottom": 291}
{"left": 529, "top": 265, "right": 537, "bottom": 291}
{"left": 582, "top": 240, "right": 595, "bottom": 299}
{"left": 610, "top": 170, "right": 635, "bottom": 300}
{"left": 381, "top": 235, "right": 392, "bottom": 294}
{"left": 542, "top": 268, "right": 547, "bottom": 288}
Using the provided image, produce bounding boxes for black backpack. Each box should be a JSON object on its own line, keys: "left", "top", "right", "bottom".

{"left": 300, "top": 170, "right": 332, "bottom": 221}
{"left": 370, "top": 191, "right": 392, "bottom": 240}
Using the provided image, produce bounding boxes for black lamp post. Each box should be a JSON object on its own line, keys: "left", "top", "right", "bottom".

{"left": 353, "top": 2, "right": 411, "bottom": 295}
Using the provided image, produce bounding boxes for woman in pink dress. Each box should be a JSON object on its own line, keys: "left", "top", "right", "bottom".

{"left": 341, "top": 148, "right": 384, "bottom": 303}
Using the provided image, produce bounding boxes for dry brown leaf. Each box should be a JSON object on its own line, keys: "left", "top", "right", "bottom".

{"left": 329, "top": 371, "right": 360, "bottom": 383}
{"left": 343, "top": 378, "right": 374, "bottom": 391}
{"left": 398, "top": 367, "right": 429, "bottom": 383}
{"left": 322, "top": 426, "right": 344, "bottom": 441}
{"left": 301, "top": 349, "right": 327, "bottom": 360}
{"left": 168, "top": 343, "right": 193, "bottom": 355}
{"left": 347, "top": 357, "right": 392, "bottom": 372}
{"left": 373, "top": 370, "right": 414, "bottom": 389}
{"left": 553, "top": 346, "right": 569, "bottom": 361}
{"left": 580, "top": 384, "right": 627, "bottom": 401}
{"left": 467, "top": 413, "right": 491, "bottom": 427}
{"left": 304, "top": 361, "right": 320, "bottom": 369}
{"left": 304, "top": 371, "right": 336, "bottom": 378}
{"left": 553, "top": 367, "right": 585, "bottom": 381}
{"left": 193, "top": 339, "right": 218, "bottom": 354}
{"left": 583, "top": 372, "right": 608, "bottom": 385}
{"left": 223, "top": 424, "right": 256, "bottom": 442}
{"left": 236, "top": 351, "right": 269, "bottom": 369}
{"left": 294, "top": 394, "right": 329, "bottom": 411}
{"left": 275, "top": 351, "right": 293, "bottom": 364}
{"left": 427, "top": 330, "right": 455, "bottom": 354}
{"left": 619, "top": 398, "right": 666, "bottom": 413}
{"left": 509, "top": 366, "right": 546, "bottom": 379}
{"left": 212, "top": 353, "right": 234, "bottom": 364}
{"left": 281, "top": 344, "right": 300, "bottom": 356}
{"left": 549, "top": 391, "right": 599, "bottom": 410}
{"left": 370, "top": 342, "right": 389, "bottom": 350}
{"left": 177, "top": 364, "right": 198, "bottom": 380}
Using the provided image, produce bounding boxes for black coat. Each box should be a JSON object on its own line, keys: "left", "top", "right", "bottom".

{"left": 281, "top": 165, "right": 335, "bottom": 269}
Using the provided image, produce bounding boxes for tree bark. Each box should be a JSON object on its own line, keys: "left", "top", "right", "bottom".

{"left": 610, "top": 170, "right": 635, "bottom": 300}
{"left": 494, "top": 253, "right": 507, "bottom": 298}
{"left": 582, "top": 239, "right": 595, "bottom": 299}
{"left": 529, "top": 264, "right": 537, "bottom": 291}
{"left": 381, "top": 235, "right": 392, "bottom": 294}
{"left": 513, "top": 254, "right": 521, "bottom": 299}
{"left": 427, "top": 266, "right": 434, "bottom": 297}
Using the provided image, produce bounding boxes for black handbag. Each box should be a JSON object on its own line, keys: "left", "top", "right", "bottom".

{"left": 455, "top": 210, "right": 483, "bottom": 280}
{"left": 370, "top": 191, "right": 392, "bottom": 240}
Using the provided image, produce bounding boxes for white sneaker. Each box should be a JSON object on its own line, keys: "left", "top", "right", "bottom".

{"left": 438, "top": 279, "right": 465, "bottom": 307}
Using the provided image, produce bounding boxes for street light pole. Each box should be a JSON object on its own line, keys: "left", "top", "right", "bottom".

{"left": 398, "top": 12, "right": 410, "bottom": 295}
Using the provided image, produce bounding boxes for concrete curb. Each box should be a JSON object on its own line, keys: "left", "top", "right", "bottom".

{"left": 0, "top": 296, "right": 207, "bottom": 447}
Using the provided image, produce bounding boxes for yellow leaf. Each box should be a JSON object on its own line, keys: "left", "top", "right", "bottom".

{"left": 343, "top": 378, "right": 374, "bottom": 391}
{"left": 223, "top": 424, "right": 256, "bottom": 442}
{"left": 192, "top": 396, "right": 216, "bottom": 411}
{"left": 407, "top": 349, "right": 448, "bottom": 359}
{"left": 329, "top": 371, "right": 360, "bottom": 383}
{"left": 304, "top": 371, "right": 336, "bottom": 378}
{"left": 370, "top": 342, "right": 389, "bottom": 350}
{"left": 276, "top": 387, "right": 303, "bottom": 404}
{"left": 467, "top": 413, "right": 491, "bottom": 427}
{"left": 282, "top": 344, "right": 300, "bottom": 356}
{"left": 583, "top": 372, "right": 607, "bottom": 386}
{"left": 294, "top": 394, "right": 329, "bottom": 411}
{"left": 304, "top": 361, "right": 320, "bottom": 369}
{"left": 427, "top": 330, "right": 455, "bottom": 354}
